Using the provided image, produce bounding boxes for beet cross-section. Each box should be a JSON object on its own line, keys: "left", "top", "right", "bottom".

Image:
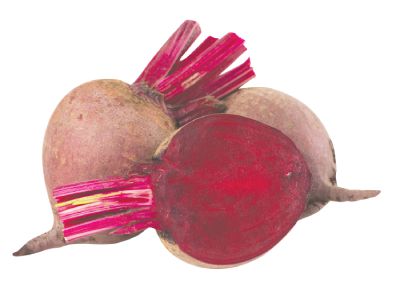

{"left": 53, "top": 114, "right": 311, "bottom": 266}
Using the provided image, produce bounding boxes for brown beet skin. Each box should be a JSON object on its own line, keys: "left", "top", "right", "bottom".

{"left": 14, "top": 79, "right": 176, "bottom": 255}
{"left": 223, "top": 87, "right": 380, "bottom": 218}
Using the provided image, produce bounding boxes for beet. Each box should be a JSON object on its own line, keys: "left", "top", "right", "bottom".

{"left": 13, "top": 20, "right": 255, "bottom": 256}
{"left": 223, "top": 87, "right": 380, "bottom": 217}
{"left": 44, "top": 114, "right": 311, "bottom": 267}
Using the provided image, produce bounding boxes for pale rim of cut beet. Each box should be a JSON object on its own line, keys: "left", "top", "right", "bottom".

{"left": 50, "top": 114, "right": 311, "bottom": 265}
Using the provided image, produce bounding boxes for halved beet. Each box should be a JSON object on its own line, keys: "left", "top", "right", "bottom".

{"left": 48, "top": 114, "right": 311, "bottom": 266}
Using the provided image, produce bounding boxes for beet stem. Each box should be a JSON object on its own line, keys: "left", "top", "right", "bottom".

{"left": 53, "top": 175, "right": 157, "bottom": 243}
{"left": 167, "top": 59, "right": 255, "bottom": 125}
{"left": 135, "top": 20, "right": 201, "bottom": 87}
{"left": 133, "top": 20, "right": 255, "bottom": 125}
{"left": 206, "top": 58, "right": 255, "bottom": 99}
{"left": 155, "top": 32, "right": 246, "bottom": 101}
{"left": 169, "top": 36, "right": 218, "bottom": 74}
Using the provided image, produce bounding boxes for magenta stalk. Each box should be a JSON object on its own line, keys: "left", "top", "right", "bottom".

{"left": 53, "top": 175, "right": 157, "bottom": 242}
{"left": 133, "top": 20, "right": 255, "bottom": 125}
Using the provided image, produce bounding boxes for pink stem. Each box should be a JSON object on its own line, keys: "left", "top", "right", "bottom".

{"left": 58, "top": 196, "right": 152, "bottom": 221}
{"left": 53, "top": 175, "right": 157, "bottom": 243}
{"left": 135, "top": 20, "right": 201, "bottom": 87}
{"left": 54, "top": 176, "right": 151, "bottom": 203}
{"left": 111, "top": 220, "right": 160, "bottom": 235}
{"left": 63, "top": 209, "right": 156, "bottom": 242}
{"left": 170, "top": 36, "right": 218, "bottom": 74}
{"left": 205, "top": 58, "right": 255, "bottom": 98}
{"left": 167, "top": 59, "right": 254, "bottom": 125}
{"left": 155, "top": 33, "right": 246, "bottom": 102}
{"left": 133, "top": 20, "right": 255, "bottom": 125}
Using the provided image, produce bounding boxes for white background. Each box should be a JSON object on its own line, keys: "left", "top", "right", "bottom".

{"left": 1, "top": 1, "right": 399, "bottom": 298}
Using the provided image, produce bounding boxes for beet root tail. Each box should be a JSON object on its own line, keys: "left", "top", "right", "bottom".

{"left": 301, "top": 186, "right": 380, "bottom": 219}
{"left": 13, "top": 228, "right": 65, "bottom": 256}
{"left": 327, "top": 186, "right": 381, "bottom": 202}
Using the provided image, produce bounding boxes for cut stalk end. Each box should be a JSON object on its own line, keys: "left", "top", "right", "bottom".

{"left": 133, "top": 20, "right": 255, "bottom": 126}
{"left": 53, "top": 175, "right": 157, "bottom": 243}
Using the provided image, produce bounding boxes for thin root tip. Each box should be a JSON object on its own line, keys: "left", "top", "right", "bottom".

{"left": 13, "top": 244, "right": 35, "bottom": 257}
{"left": 330, "top": 186, "right": 382, "bottom": 202}
{"left": 12, "top": 229, "right": 64, "bottom": 257}
{"left": 367, "top": 190, "right": 381, "bottom": 198}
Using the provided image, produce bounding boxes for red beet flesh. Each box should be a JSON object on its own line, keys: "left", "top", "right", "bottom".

{"left": 154, "top": 114, "right": 310, "bottom": 264}
{"left": 52, "top": 114, "right": 311, "bottom": 265}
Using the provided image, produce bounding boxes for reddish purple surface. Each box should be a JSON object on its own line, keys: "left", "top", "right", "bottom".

{"left": 154, "top": 114, "right": 311, "bottom": 265}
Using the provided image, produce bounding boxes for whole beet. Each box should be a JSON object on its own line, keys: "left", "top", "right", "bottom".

{"left": 14, "top": 80, "right": 175, "bottom": 256}
{"left": 223, "top": 87, "right": 380, "bottom": 217}
{"left": 14, "top": 21, "right": 254, "bottom": 256}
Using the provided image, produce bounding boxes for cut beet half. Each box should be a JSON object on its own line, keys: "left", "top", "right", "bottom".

{"left": 53, "top": 114, "right": 311, "bottom": 266}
